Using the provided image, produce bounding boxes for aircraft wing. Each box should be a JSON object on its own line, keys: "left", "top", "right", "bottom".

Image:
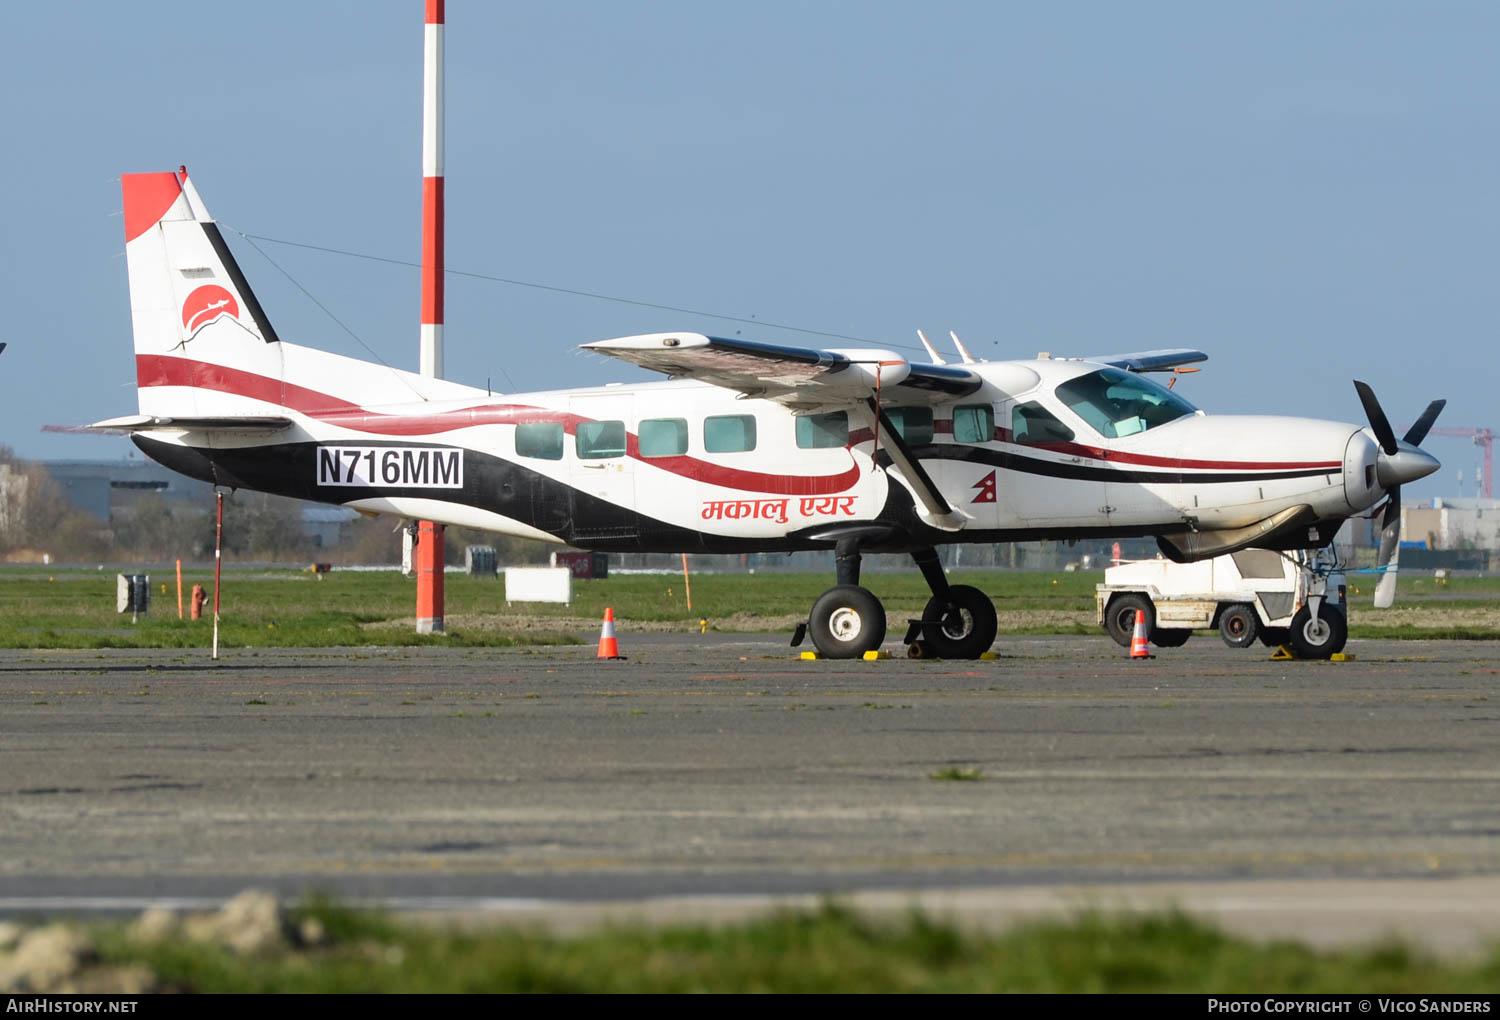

{"left": 582, "top": 333, "right": 982, "bottom": 411}
{"left": 1063, "top": 348, "right": 1208, "bottom": 373}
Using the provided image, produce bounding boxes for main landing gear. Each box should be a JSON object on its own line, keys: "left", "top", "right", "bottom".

{"left": 796, "top": 541, "right": 998, "bottom": 660}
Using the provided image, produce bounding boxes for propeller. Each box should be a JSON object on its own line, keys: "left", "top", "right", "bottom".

{"left": 1354, "top": 381, "right": 1446, "bottom": 609}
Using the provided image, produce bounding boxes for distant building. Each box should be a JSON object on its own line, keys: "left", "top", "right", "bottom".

{"left": 43, "top": 458, "right": 212, "bottom": 519}
{"left": 1403, "top": 498, "right": 1500, "bottom": 551}
{"left": 42, "top": 459, "right": 356, "bottom": 546}
{"left": 302, "top": 506, "right": 359, "bottom": 548}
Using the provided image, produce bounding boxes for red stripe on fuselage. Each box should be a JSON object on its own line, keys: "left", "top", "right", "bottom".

{"left": 136, "top": 355, "right": 862, "bottom": 496}
{"left": 987, "top": 425, "right": 1340, "bottom": 472}
{"left": 869, "top": 414, "right": 1337, "bottom": 473}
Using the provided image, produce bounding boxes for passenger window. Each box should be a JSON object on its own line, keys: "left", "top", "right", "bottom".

{"left": 576, "top": 420, "right": 626, "bottom": 459}
{"left": 638, "top": 418, "right": 688, "bottom": 458}
{"left": 515, "top": 422, "right": 563, "bottom": 460}
{"left": 796, "top": 411, "right": 848, "bottom": 449}
{"left": 1011, "top": 402, "right": 1075, "bottom": 446}
{"left": 884, "top": 406, "right": 934, "bottom": 445}
{"left": 953, "top": 405, "right": 994, "bottom": 444}
{"left": 704, "top": 414, "right": 757, "bottom": 453}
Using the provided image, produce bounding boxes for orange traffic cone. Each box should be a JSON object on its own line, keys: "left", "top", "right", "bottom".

{"left": 1129, "top": 609, "right": 1154, "bottom": 660}
{"left": 596, "top": 607, "right": 625, "bottom": 660}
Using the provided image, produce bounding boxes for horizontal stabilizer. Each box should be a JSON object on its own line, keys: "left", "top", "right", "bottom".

{"left": 85, "top": 414, "right": 294, "bottom": 433}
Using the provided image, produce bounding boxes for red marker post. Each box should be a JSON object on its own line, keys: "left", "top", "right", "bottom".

{"left": 415, "top": 0, "right": 446, "bottom": 635}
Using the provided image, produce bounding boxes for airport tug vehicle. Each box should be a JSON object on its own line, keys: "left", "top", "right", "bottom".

{"left": 1097, "top": 547, "right": 1350, "bottom": 658}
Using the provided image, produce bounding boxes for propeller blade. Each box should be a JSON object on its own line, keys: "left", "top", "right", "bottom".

{"left": 1403, "top": 399, "right": 1447, "bottom": 446}
{"left": 1373, "top": 487, "right": 1402, "bottom": 609}
{"left": 1353, "top": 380, "right": 1398, "bottom": 455}
{"left": 1381, "top": 489, "right": 1401, "bottom": 531}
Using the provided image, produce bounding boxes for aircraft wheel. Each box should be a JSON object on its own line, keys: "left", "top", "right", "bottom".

{"left": 1288, "top": 605, "right": 1347, "bottom": 660}
{"left": 1218, "top": 603, "right": 1259, "bottom": 648}
{"left": 1105, "top": 594, "right": 1154, "bottom": 648}
{"left": 808, "top": 585, "right": 887, "bottom": 659}
{"left": 921, "top": 585, "right": 998, "bottom": 660}
{"left": 1152, "top": 628, "right": 1191, "bottom": 647}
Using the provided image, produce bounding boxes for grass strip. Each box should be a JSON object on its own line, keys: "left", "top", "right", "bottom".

{"left": 85, "top": 901, "right": 1500, "bottom": 994}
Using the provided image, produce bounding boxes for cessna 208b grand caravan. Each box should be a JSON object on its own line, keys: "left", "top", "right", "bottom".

{"left": 95, "top": 169, "right": 1445, "bottom": 659}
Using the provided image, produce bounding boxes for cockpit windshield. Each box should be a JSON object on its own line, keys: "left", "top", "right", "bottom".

{"left": 1054, "top": 368, "right": 1198, "bottom": 439}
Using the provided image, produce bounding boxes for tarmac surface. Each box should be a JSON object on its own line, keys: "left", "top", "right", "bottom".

{"left": 3, "top": 632, "right": 1500, "bottom": 949}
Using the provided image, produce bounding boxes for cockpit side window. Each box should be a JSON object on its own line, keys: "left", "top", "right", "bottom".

{"left": 1011, "top": 402, "right": 1075, "bottom": 446}
{"left": 1054, "top": 368, "right": 1197, "bottom": 439}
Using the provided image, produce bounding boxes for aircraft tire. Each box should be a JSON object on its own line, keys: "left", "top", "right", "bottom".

{"left": 808, "top": 585, "right": 887, "bottom": 659}
{"left": 1105, "top": 593, "right": 1154, "bottom": 648}
{"left": 1218, "top": 603, "right": 1259, "bottom": 648}
{"left": 1288, "top": 605, "right": 1347, "bottom": 660}
{"left": 921, "top": 585, "right": 998, "bottom": 660}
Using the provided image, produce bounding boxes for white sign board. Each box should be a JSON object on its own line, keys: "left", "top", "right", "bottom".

{"left": 504, "top": 566, "right": 573, "bottom": 605}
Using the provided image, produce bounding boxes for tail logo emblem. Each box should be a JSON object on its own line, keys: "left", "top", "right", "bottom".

{"left": 181, "top": 285, "right": 240, "bottom": 335}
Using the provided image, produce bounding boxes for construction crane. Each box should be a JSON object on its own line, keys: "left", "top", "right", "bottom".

{"left": 1425, "top": 428, "right": 1495, "bottom": 499}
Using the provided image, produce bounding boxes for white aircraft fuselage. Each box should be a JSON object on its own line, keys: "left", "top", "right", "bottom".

{"left": 129, "top": 351, "right": 1396, "bottom": 558}
{"left": 102, "top": 167, "right": 1442, "bottom": 659}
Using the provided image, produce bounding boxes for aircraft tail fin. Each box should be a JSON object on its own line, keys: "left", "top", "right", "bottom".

{"left": 123, "top": 168, "right": 292, "bottom": 419}
{"left": 121, "top": 168, "right": 477, "bottom": 422}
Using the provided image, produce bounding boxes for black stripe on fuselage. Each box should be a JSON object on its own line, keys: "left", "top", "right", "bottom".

{"left": 132, "top": 436, "right": 838, "bottom": 554}
{"left": 905, "top": 443, "right": 1337, "bottom": 486}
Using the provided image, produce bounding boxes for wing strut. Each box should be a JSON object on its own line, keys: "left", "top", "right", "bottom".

{"left": 866, "top": 397, "right": 968, "bottom": 532}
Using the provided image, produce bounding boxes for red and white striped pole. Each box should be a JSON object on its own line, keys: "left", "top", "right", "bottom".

{"left": 415, "top": 0, "right": 445, "bottom": 635}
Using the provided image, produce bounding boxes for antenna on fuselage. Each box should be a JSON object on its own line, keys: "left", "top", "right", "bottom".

{"left": 915, "top": 330, "right": 947, "bottom": 365}
{"left": 949, "top": 330, "right": 978, "bottom": 364}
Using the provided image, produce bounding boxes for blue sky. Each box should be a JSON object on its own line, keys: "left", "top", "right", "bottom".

{"left": 2, "top": 2, "right": 1496, "bottom": 499}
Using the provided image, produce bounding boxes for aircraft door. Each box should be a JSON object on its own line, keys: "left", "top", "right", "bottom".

{"left": 999, "top": 396, "right": 1109, "bottom": 528}
{"left": 936, "top": 401, "right": 1005, "bottom": 530}
{"left": 567, "top": 395, "right": 637, "bottom": 541}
